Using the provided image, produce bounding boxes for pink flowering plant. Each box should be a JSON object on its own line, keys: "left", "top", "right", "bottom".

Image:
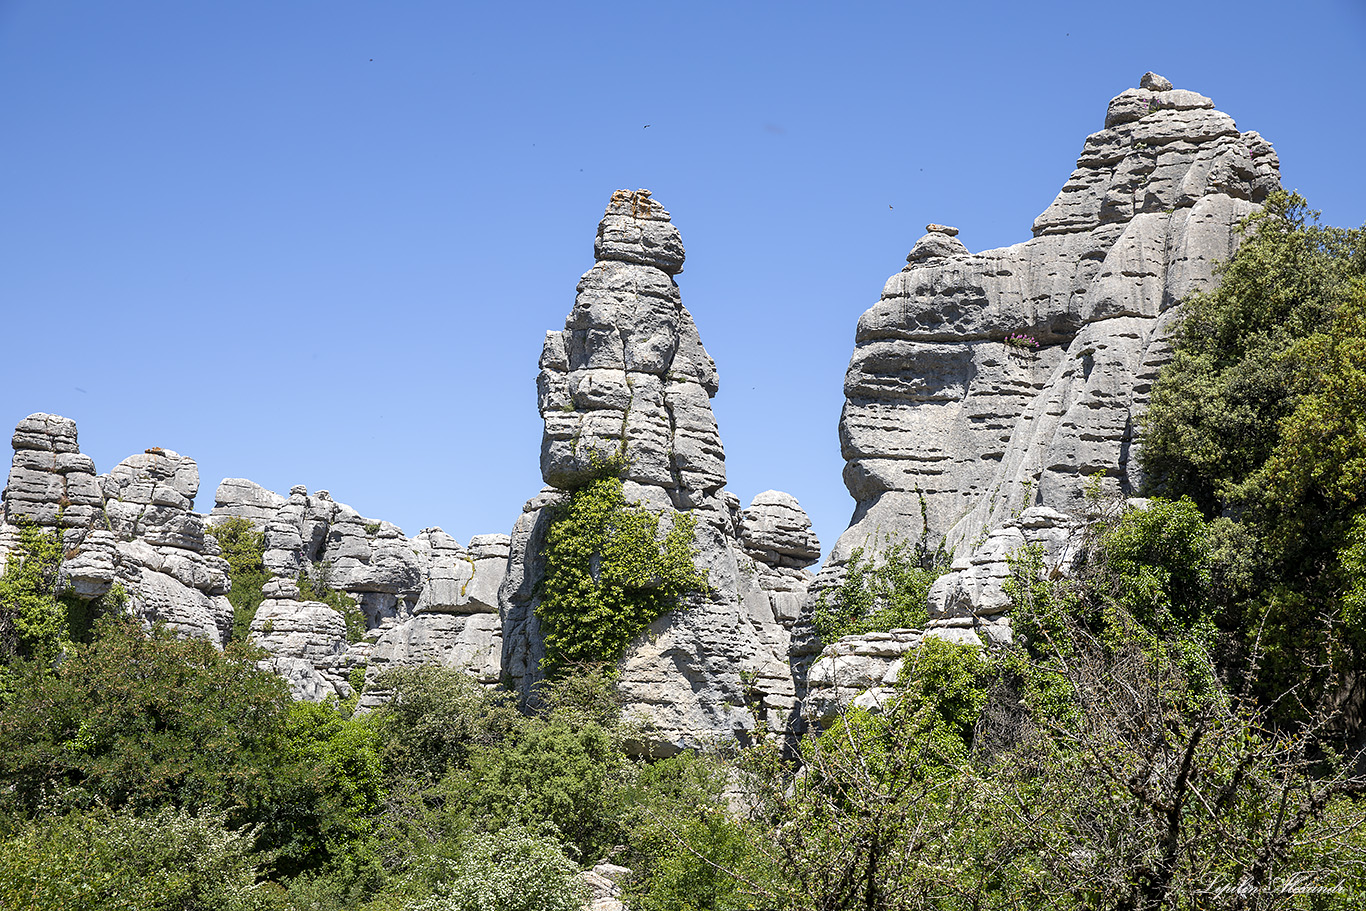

{"left": 1006, "top": 332, "right": 1039, "bottom": 350}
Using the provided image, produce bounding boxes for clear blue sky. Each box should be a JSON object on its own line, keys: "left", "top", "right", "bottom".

{"left": 3, "top": 1, "right": 1364, "bottom": 555}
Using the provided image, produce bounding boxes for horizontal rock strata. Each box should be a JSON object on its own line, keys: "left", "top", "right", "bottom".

{"left": 822, "top": 72, "right": 1280, "bottom": 588}
{"left": 504, "top": 190, "right": 822, "bottom": 752}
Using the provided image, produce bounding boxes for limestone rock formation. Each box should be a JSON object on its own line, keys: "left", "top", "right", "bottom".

{"left": 250, "top": 578, "right": 363, "bottom": 702}
{"left": 804, "top": 621, "right": 987, "bottom": 724}
{"left": 358, "top": 531, "right": 509, "bottom": 707}
{"left": 211, "top": 478, "right": 511, "bottom": 702}
{"left": 824, "top": 73, "right": 1280, "bottom": 585}
{"left": 502, "top": 191, "right": 821, "bottom": 751}
{"left": 1, "top": 414, "right": 234, "bottom": 644}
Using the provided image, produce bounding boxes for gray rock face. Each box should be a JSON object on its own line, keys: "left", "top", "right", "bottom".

{"left": 211, "top": 478, "right": 286, "bottom": 524}
{"left": 4, "top": 414, "right": 103, "bottom": 529}
{"left": 503, "top": 192, "right": 821, "bottom": 751}
{"left": 738, "top": 491, "right": 822, "bottom": 569}
{"left": 0, "top": 415, "right": 233, "bottom": 644}
{"left": 927, "top": 506, "right": 1083, "bottom": 622}
{"left": 538, "top": 189, "right": 725, "bottom": 510}
{"left": 250, "top": 577, "right": 362, "bottom": 701}
{"left": 824, "top": 75, "right": 1281, "bottom": 584}
{"left": 209, "top": 477, "right": 511, "bottom": 700}
{"left": 804, "top": 620, "right": 994, "bottom": 725}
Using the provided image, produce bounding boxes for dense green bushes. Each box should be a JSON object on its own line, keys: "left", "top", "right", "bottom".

{"left": 210, "top": 517, "right": 271, "bottom": 641}
{"left": 537, "top": 470, "right": 706, "bottom": 677}
{"left": 812, "top": 537, "right": 949, "bottom": 645}
{"left": 1142, "top": 191, "right": 1366, "bottom": 714}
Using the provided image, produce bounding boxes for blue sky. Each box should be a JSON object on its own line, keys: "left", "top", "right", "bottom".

{"left": 3, "top": 1, "right": 1364, "bottom": 555}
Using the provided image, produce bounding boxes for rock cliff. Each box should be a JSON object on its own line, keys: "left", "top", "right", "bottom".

{"left": 2, "top": 414, "right": 234, "bottom": 643}
{"left": 501, "top": 190, "right": 820, "bottom": 752}
{"left": 822, "top": 71, "right": 1280, "bottom": 585}
{"left": 801, "top": 72, "right": 1282, "bottom": 715}
{"left": 0, "top": 414, "right": 509, "bottom": 703}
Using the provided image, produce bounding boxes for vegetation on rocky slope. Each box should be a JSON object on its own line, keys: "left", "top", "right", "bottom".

{"left": 537, "top": 468, "right": 707, "bottom": 678}
{"left": 1, "top": 192, "right": 1365, "bottom": 909}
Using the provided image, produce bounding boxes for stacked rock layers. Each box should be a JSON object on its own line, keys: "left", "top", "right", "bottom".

{"left": 2, "top": 414, "right": 233, "bottom": 643}
{"left": 828, "top": 73, "right": 1281, "bottom": 584}
{"left": 504, "top": 190, "right": 822, "bottom": 752}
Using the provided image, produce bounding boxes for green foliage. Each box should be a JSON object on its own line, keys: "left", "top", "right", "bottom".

{"left": 1141, "top": 191, "right": 1366, "bottom": 713}
{"left": 0, "top": 614, "right": 340, "bottom": 877}
{"left": 404, "top": 827, "right": 587, "bottom": 911}
{"left": 813, "top": 537, "right": 949, "bottom": 645}
{"left": 299, "top": 562, "right": 366, "bottom": 644}
{"left": 371, "top": 665, "right": 522, "bottom": 787}
{"left": 209, "top": 517, "right": 271, "bottom": 642}
{"left": 623, "top": 751, "right": 775, "bottom": 911}
{"left": 0, "top": 522, "right": 125, "bottom": 696}
{"left": 441, "top": 713, "right": 628, "bottom": 864}
{"left": 537, "top": 472, "right": 707, "bottom": 677}
{"left": 0, "top": 806, "right": 272, "bottom": 911}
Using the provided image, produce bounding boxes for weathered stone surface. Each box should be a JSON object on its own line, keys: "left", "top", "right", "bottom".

{"left": 539, "top": 189, "right": 723, "bottom": 503}
{"left": 5, "top": 413, "right": 103, "bottom": 528}
{"left": 803, "top": 618, "right": 1000, "bottom": 724}
{"left": 251, "top": 598, "right": 359, "bottom": 701}
{"left": 583, "top": 863, "right": 630, "bottom": 911}
{"left": 820, "top": 75, "right": 1281, "bottom": 593}
{"left": 927, "top": 506, "right": 1083, "bottom": 621}
{"left": 360, "top": 610, "right": 504, "bottom": 708}
{"left": 504, "top": 192, "right": 819, "bottom": 751}
{"left": 211, "top": 478, "right": 286, "bottom": 524}
{"left": 738, "top": 491, "right": 821, "bottom": 569}
{"left": 1, "top": 415, "right": 235, "bottom": 644}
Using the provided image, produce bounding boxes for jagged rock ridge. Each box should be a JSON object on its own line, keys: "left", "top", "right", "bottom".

{"left": 801, "top": 72, "right": 1282, "bottom": 715}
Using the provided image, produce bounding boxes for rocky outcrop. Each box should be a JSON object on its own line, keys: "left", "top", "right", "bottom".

{"left": 211, "top": 479, "right": 511, "bottom": 702}
{"left": 249, "top": 578, "right": 364, "bottom": 702}
{"left": 358, "top": 531, "right": 509, "bottom": 707}
{"left": 1, "top": 414, "right": 234, "bottom": 644}
{"left": 804, "top": 622, "right": 988, "bottom": 725}
{"left": 822, "top": 72, "right": 1280, "bottom": 586}
{"left": 798, "top": 74, "right": 1281, "bottom": 721}
{"left": 502, "top": 190, "right": 821, "bottom": 752}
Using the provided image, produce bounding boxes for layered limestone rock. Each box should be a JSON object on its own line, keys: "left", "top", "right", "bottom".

{"left": 250, "top": 578, "right": 364, "bottom": 702}
{"left": 358, "top": 531, "right": 509, "bottom": 708}
{"left": 211, "top": 479, "right": 511, "bottom": 702}
{"left": 503, "top": 190, "right": 820, "bottom": 751}
{"left": 803, "top": 621, "right": 989, "bottom": 724}
{"left": 1, "top": 414, "right": 233, "bottom": 644}
{"left": 800, "top": 74, "right": 1281, "bottom": 720}
{"left": 824, "top": 72, "right": 1280, "bottom": 585}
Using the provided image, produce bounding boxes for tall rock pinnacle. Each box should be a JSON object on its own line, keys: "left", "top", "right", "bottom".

{"left": 503, "top": 190, "right": 821, "bottom": 752}
{"left": 538, "top": 189, "right": 726, "bottom": 513}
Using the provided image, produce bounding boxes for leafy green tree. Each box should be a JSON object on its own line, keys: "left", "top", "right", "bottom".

{"left": 0, "top": 615, "right": 331, "bottom": 875}
{"left": 623, "top": 750, "right": 777, "bottom": 911}
{"left": 1141, "top": 191, "right": 1366, "bottom": 714}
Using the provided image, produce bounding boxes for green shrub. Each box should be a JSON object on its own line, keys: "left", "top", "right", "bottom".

{"left": 0, "top": 806, "right": 272, "bottom": 911}
{"left": 209, "top": 517, "right": 271, "bottom": 642}
{"left": 405, "top": 828, "right": 586, "bottom": 911}
{"left": 812, "top": 537, "right": 949, "bottom": 645}
{"left": 537, "top": 472, "right": 706, "bottom": 677}
{"left": 0, "top": 614, "right": 338, "bottom": 876}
